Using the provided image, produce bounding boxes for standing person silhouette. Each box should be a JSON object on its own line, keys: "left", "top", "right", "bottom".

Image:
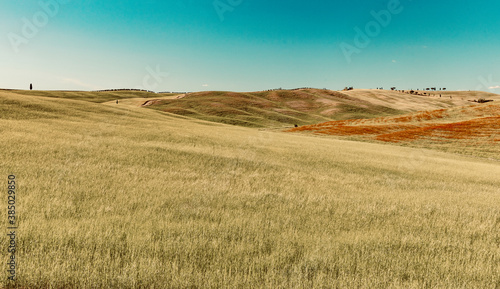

{"left": 30, "top": 83, "right": 33, "bottom": 90}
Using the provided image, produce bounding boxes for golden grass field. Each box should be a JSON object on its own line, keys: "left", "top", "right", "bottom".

{"left": 1, "top": 89, "right": 499, "bottom": 288}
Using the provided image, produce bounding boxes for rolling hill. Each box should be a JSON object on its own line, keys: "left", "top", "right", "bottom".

{"left": 1, "top": 88, "right": 499, "bottom": 288}
{"left": 3, "top": 88, "right": 497, "bottom": 128}
{"left": 143, "top": 89, "right": 498, "bottom": 128}
{"left": 0, "top": 88, "right": 180, "bottom": 104}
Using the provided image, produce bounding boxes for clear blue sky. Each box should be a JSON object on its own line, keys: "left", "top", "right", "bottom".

{"left": 1, "top": 0, "right": 499, "bottom": 92}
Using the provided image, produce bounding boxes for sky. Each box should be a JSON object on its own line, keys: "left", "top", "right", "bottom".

{"left": 1, "top": 0, "right": 499, "bottom": 92}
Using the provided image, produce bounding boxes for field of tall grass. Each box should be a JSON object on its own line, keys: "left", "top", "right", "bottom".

{"left": 1, "top": 91, "right": 500, "bottom": 288}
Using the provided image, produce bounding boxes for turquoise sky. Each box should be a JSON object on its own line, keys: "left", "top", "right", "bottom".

{"left": 1, "top": 0, "right": 499, "bottom": 92}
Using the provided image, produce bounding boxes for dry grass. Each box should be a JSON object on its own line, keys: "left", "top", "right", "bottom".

{"left": 1, "top": 90, "right": 499, "bottom": 288}
{"left": 1, "top": 89, "right": 180, "bottom": 104}
{"left": 144, "top": 89, "right": 492, "bottom": 128}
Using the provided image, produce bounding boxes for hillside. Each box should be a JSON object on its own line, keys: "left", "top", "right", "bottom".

{"left": 1, "top": 89, "right": 500, "bottom": 288}
{"left": 0, "top": 88, "right": 180, "bottom": 104}
{"left": 288, "top": 102, "right": 500, "bottom": 159}
{"left": 144, "top": 89, "right": 497, "bottom": 128}
{"left": 3, "top": 88, "right": 497, "bottom": 129}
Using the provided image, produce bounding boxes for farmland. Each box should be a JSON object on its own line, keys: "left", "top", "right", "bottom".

{"left": 288, "top": 101, "right": 500, "bottom": 159}
{"left": 1, "top": 89, "right": 499, "bottom": 288}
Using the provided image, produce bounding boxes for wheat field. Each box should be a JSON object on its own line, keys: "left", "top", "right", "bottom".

{"left": 1, "top": 91, "right": 499, "bottom": 288}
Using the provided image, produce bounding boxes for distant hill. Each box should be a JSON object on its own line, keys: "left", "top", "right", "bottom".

{"left": 145, "top": 89, "right": 498, "bottom": 128}
{"left": 2, "top": 88, "right": 498, "bottom": 129}
{"left": 0, "top": 89, "right": 180, "bottom": 103}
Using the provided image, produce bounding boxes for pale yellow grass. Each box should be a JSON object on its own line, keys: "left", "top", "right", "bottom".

{"left": 101, "top": 93, "right": 184, "bottom": 107}
{"left": 1, "top": 92, "right": 499, "bottom": 288}
{"left": 343, "top": 89, "right": 499, "bottom": 111}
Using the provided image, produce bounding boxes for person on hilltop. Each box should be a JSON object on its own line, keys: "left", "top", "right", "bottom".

{"left": 30, "top": 83, "right": 33, "bottom": 90}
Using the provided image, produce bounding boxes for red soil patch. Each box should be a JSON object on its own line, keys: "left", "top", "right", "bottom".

{"left": 377, "top": 116, "right": 500, "bottom": 142}
{"left": 288, "top": 105, "right": 500, "bottom": 145}
{"left": 390, "top": 109, "right": 447, "bottom": 123}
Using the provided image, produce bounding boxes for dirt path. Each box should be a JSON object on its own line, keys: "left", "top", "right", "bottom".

{"left": 101, "top": 93, "right": 185, "bottom": 108}
{"left": 141, "top": 99, "right": 161, "bottom": 106}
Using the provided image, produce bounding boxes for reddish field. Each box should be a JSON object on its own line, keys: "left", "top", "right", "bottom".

{"left": 377, "top": 116, "right": 500, "bottom": 142}
{"left": 287, "top": 104, "right": 500, "bottom": 147}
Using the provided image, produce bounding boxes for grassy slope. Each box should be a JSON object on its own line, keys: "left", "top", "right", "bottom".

{"left": 146, "top": 88, "right": 500, "bottom": 128}
{"left": 1, "top": 91, "right": 500, "bottom": 288}
{"left": 343, "top": 89, "right": 500, "bottom": 109}
{"left": 146, "top": 89, "right": 493, "bottom": 128}
{"left": 288, "top": 102, "right": 500, "bottom": 159}
{"left": 1, "top": 89, "right": 179, "bottom": 104}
